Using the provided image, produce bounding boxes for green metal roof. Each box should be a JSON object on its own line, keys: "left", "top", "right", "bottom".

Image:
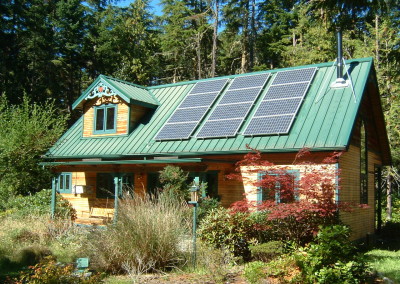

{"left": 73, "top": 75, "right": 159, "bottom": 110}
{"left": 46, "top": 58, "right": 389, "bottom": 163}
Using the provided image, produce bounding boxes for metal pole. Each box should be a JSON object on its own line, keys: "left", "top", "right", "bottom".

{"left": 192, "top": 203, "right": 197, "bottom": 268}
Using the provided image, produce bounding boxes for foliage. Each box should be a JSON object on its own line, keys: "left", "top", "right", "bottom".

{"left": 194, "top": 244, "right": 233, "bottom": 283}
{"left": 14, "top": 256, "right": 104, "bottom": 284}
{"left": 228, "top": 148, "right": 347, "bottom": 244}
{"left": 0, "top": 213, "right": 90, "bottom": 277}
{"left": 86, "top": 192, "right": 190, "bottom": 274}
{"left": 0, "top": 96, "right": 69, "bottom": 208}
{"left": 198, "top": 207, "right": 257, "bottom": 261}
{"left": 5, "top": 189, "right": 76, "bottom": 219}
{"left": 249, "top": 241, "right": 285, "bottom": 262}
{"left": 243, "top": 261, "right": 266, "bottom": 284}
{"left": 159, "top": 165, "right": 190, "bottom": 201}
{"left": 294, "top": 225, "right": 370, "bottom": 283}
{"left": 197, "top": 197, "right": 221, "bottom": 224}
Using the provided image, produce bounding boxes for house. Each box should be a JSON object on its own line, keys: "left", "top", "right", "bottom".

{"left": 43, "top": 57, "right": 390, "bottom": 240}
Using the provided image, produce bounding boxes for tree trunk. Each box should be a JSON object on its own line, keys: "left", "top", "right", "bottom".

{"left": 386, "top": 172, "right": 392, "bottom": 221}
{"left": 375, "top": 14, "right": 380, "bottom": 70}
{"left": 249, "top": 0, "right": 256, "bottom": 71}
{"left": 197, "top": 33, "right": 201, "bottom": 79}
{"left": 240, "top": 0, "right": 250, "bottom": 73}
{"left": 211, "top": 0, "right": 219, "bottom": 77}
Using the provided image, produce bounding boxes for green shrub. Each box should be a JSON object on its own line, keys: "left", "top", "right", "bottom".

{"left": 6, "top": 189, "right": 76, "bottom": 219}
{"left": 87, "top": 192, "right": 190, "bottom": 274}
{"left": 198, "top": 207, "right": 257, "bottom": 261}
{"left": 250, "top": 241, "right": 285, "bottom": 262}
{"left": 15, "top": 256, "right": 104, "bottom": 284}
{"left": 243, "top": 261, "right": 266, "bottom": 284}
{"left": 264, "top": 255, "right": 301, "bottom": 282}
{"left": 159, "top": 165, "right": 190, "bottom": 200}
{"left": 294, "top": 225, "right": 370, "bottom": 283}
{"left": 197, "top": 197, "right": 221, "bottom": 224}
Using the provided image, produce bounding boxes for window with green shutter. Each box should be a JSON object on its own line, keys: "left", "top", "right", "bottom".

{"left": 58, "top": 173, "right": 72, "bottom": 194}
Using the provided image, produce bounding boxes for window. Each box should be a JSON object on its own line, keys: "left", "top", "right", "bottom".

{"left": 57, "top": 173, "right": 72, "bottom": 194}
{"left": 257, "top": 170, "right": 299, "bottom": 203}
{"left": 94, "top": 104, "right": 117, "bottom": 134}
{"left": 360, "top": 120, "right": 368, "bottom": 204}
{"left": 96, "top": 173, "right": 134, "bottom": 199}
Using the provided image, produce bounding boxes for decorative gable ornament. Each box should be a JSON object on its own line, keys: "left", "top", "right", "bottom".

{"left": 86, "top": 82, "right": 117, "bottom": 100}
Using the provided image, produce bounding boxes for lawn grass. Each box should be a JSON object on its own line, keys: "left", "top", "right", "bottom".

{"left": 365, "top": 249, "right": 400, "bottom": 283}
{"left": 365, "top": 221, "right": 400, "bottom": 283}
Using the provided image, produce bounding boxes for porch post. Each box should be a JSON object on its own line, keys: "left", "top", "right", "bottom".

{"left": 51, "top": 177, "right": 57, "bottom": 219}
{"left": 114, "top": 175, "right": 121, "bottom": 223}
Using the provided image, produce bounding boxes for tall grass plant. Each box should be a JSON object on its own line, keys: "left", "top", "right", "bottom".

{"left": 87, "top": 192, "right": 191, "bottom": 275}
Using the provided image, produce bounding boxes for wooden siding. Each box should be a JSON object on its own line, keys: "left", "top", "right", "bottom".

{"left": 57, "top": 146, "right": 381, "bottom": 240}
{"left": 82, "top": 96, "right": 129, "bottom": 137}
{"left": 339, "top": 144, "right": 381, "bottom": 240}
{"left": 130, "top": 105, "right": 148, "bottom": 132}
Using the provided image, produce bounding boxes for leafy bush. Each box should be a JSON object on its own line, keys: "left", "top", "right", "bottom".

{"left": 197, "top": 197, "right": 221, "bottom": 224}
{"left": 87, "top": 192, "right": 190, "bottom": 274}
{"left": 15, "top": 256, "right": 104, "bottom": 284}
{"left": 0, "top": 96, "right": 69, "bottom": 206}
{"left": 6, "top": 189, "right": 76, "bottom": 219}
{"left": 159, "top": 165, "right": 190, "bottom": 200}
{"left": 198, "top": 207, "right": 257, "bottom": 261}
{"left": 228, "top": 149, "right": 349, "bottom": 245}
{"left": 294, "top": 225, "right": 370, "bottom": 283}
{"left": 250, "top": 241, "right": 285, "bottom": 262}
{"left": 243, "top": 261, "right": 266, "bottom": 284}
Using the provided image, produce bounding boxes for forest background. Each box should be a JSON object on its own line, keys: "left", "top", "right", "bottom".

{"left": 1, "top": 0, "right": 400, "bottom": 171}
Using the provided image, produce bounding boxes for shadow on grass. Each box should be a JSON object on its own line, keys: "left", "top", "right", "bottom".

{"left": 375, "top": 222, "right": 400, "bottom": 251}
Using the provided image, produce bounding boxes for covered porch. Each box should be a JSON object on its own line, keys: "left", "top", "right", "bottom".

{"left": 45, "top": 158, "right": 223, "bottom": 225}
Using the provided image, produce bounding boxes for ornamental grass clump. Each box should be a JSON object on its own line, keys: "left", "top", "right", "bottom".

{"left": 88, "top": 193, "right": 191, "bottom": 275}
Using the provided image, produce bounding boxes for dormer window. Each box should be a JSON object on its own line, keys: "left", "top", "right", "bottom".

{"left": 94, "top": 104, "right": 117, "bottom": 134}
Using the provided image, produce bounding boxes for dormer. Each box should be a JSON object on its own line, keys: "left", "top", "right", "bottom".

{"left": 73, "top": 75, "right": 159, "bottom": 138}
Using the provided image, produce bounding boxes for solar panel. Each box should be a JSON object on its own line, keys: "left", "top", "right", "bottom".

{"left": 196, "top": 119, "right": 243, "bottom": 138}
{"left": 196, "top": 73, "right": 270, "bottom": 138}
{"left": 179, "top": 92, "right": 219, "bottom": 108}
{"left": 243, "top": 67, "right": 317, "bottom": 136}
{"left": 229, "top": 73, "right": 270, "bottom": 90}
{"left": 189, "top": 78, "right": 229, "bottom": 94}
{"left": 272, "top": 67, "right": 317, "bottom": 85}
{"left": 166, "top": 107, "right": 208, "bottom": 123}
{"left": 219, "top": 88, "right": 261, "bottom": 104}
{"left": 254, "top": 98, "right": 302, "bottom": 117}
{"left": 208, "top": 103, "right": 253, "bottom": 120}
{"left": 154, "top": 78, "right": 229, "bottom": 140}
{"left": 265, "top": 83, "right": 309, "bottom": 100}
{"left": 244, "top": 115, "right": 293, "bottom": 135}
{"left": 154, "top": 122, "right": 198, "bottom": 140}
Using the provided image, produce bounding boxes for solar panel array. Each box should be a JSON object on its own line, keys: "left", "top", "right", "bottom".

{"left": 196, "top": 73, "right": 270, "bottom": 138}
{"left": 154, "top": 79, "right": 228, "bottom": 140}
{"left": 243, "top": 67, "right": 317, "bottom": 136}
